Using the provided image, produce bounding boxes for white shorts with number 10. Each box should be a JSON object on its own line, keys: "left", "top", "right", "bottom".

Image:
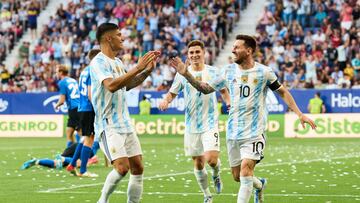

{"left": 227, "top": 134, "right": 266, "bottom": 167}
{"left": 184, "top": 129, "right": 220, "bottom": 156}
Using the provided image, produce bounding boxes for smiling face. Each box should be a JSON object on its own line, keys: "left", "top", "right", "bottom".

{"left": 187, "top": 45, "right": 204, "bottom": 65}
{"left": 232, "top": 39, "right": 252, "bottom": 65}
{"left": 105, "top": 29, "right": 124, "bottom": 51}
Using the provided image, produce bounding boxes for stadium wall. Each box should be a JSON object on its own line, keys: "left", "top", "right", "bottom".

{"left": 0, "top": 90, "right": 359, "bottom": 138}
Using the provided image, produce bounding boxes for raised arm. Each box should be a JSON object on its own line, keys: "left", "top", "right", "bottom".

{"left": 103, "top": 51, "right": 159, "bottom": 93}
{"left": 275, "top": 85, "right": 317, "bottom": 129}
{"left": 126, "top": 60, "right": 157, "bottom": 91}
{"left": 169, "top": 57, "right": 215, "bottom": 94}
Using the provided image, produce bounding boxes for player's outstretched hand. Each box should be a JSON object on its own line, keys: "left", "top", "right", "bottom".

{"left": 299, "top": 114, "right": 317, "bottom": 129}
{"left": 169, "top": 57, "right": 187, "bottom": 76}
{"left": 137, "top": 51, "right": 161, "bottom": 71}
{"left": 158, "top": 100, "right": 169, "bottom": 111}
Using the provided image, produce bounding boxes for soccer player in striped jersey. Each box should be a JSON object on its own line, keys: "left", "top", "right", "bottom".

{"left": 160, "top": 40, "right": 230, "bottom": 203}
{"left": 90, "top": 23, "right": 160, "bottom": 203}
{"left": 66, "top": 48, "right": 101, "bottom": 178}
{"left": 170, "top": 35, "right": 316, "bottom": 203}
{"left": 55, "top": 65, "right": 81, "bottom": 148}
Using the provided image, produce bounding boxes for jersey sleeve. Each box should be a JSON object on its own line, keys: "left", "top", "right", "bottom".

{"left": 265, "top": 67, "right": 281, "bottom": 91}
{"left": 169, "top": 73, "right": 183, "bottom": 95}
{"left": 91, "top": 57, "right": 113, "bottom": 84}
{"left": 208, "top": 66, "right": 227, "bottom": 91}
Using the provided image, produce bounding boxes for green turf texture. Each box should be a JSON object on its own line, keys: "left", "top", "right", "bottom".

{"left": 1, "top": 136, "right": 359, "bottom": 203}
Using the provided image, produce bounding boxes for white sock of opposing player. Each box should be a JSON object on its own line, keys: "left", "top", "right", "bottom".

{"left": 237, "top": 176, "right": 253, "bottom": 203}
{"left": 194, "top": 168, "right": 212, "bottom": 197}
{"left": 127, "top": 174, "right": 143, "bottom": 203}
{"left": 98, "top": 169, "right": 124, "bottom": 203}
{"left": 253, "top": 176, "right": 262, "bottom": 189}
{"left": 211, "top": 159, "right": 221, "bottom": 177}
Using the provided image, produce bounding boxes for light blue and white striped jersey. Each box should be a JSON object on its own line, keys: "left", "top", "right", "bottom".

{"left": 170, "top": 65, "right": 224, "bottom": 134}
{"left": 90, "top": 52, "right": 134, "bottom": 139}
{"left": 209, "top": 62, "right": 279, "bottom": 140}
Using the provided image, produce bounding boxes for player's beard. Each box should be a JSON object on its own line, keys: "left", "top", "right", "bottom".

{"left": 233, "top": 52, "right": 246, "bottom": 65}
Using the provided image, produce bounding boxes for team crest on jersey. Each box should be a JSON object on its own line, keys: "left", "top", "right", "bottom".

{"left": 111, "top": 147, "right": 116, "bottom": 153}
{"left": 241, "top": 75, "right": 248, "bottom": 83}
{"left": 232, "top": 78, "right": 237, "bottom": 83}
{"left": 253, "top": 78, "right": 258, "bottom": 84}
{"left": 195, "top": 76, "right": 202, "bottom": 81}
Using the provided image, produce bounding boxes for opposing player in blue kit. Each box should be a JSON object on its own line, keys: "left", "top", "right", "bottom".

{"left": 55, "top": 65, "right": 81, "bottom": 148}
{"left": 66, "top": 48, "right": 101, "bottom": 178}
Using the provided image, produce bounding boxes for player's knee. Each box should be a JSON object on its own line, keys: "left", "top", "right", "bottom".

{"left": 194, "top": 161, "right": 205, "bottom": 170}
{"left": 232, "top": 172, "right": 240, "bottom": 182}
{"left": 207, "top": 158, "right": 218, "bottom": 167}
{"left": 114, "top": 164, "right": 129, "bottom": 176}
{"left": 130, "top": 162, "right": 144, "bottom": 175}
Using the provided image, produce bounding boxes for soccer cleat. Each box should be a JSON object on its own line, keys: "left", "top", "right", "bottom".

{"left": 78, "top": 171, "right": 99, "bottom": 178}
{"left": 204, "top": 196, "right": 213, "bottom": 203}
{"left": 212, "top": 175, "right": 223, "bottom": 194}
{"left": 254, "top": 178, "right": 267, "bottom": 203}
{"left": 66, "top": 164, "right": 77, "bottom": 176}
{"left": 20, "top": 158, "right": 37, "bottom": 170}
{"left": 54, "top": 154, "right": 63, "bottom": 170}
{"left": 88, "top": 156, "right": 99, "bottom": 166}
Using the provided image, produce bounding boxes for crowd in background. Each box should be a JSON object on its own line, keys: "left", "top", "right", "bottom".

{"left": 0, "top": 0, "right": 241, "bottom": 93}
{"left": 256, "top": 0, "right": 360, "bottom": 89}
{"left": 1, "top": 0, "right": 360, "bottom": 93}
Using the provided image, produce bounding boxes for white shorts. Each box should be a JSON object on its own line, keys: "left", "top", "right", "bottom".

{"left": 99, "top": 127, "right": 142, "bottom": 162}
{"left": 184, "top": 129, "right": 220, "bottom": 156}
{"left": 227, "top": 135, "right": 266, "bottom": 167}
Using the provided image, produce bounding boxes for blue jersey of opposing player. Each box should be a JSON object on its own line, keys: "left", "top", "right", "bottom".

{"left": 57, "top": 77, "right": 80, "bottom": 110}
{"left": 78, "top": 66, "right": 93, "bottom": 112}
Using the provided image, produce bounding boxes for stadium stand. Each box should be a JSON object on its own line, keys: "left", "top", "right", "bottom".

{"left": 256, "top": 0, "right": 360, "bottom": 89}
{"left": 1, "top": 0, "right": 243, "bottom": 93}
{"left": 2, "top": 0, "right": 359, "bottom": 93}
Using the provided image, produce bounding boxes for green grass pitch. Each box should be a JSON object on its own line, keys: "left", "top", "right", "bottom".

{"left": 0, "top": 135, "right": 359, "bottom": 203}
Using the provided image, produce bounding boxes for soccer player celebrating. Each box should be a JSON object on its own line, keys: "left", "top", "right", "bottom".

{"left": 66, "top": 49, "right": 101, "bottom": 178}
{"left": 170, "top": 35, "right": 317, "bottom": 203}
{"left": 159, "top": 40, "right": 230, "bottom": 203}
{"left": 90, "top": 23, "right": 160, "bottom": 203}
{"left": 55, "top": 65, "right": 81, "bottom": 148}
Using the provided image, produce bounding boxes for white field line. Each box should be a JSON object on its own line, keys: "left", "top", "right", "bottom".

{"left": 38, "top": 153, "right": 360, "bottom": 193}
{"left": 39, "top": 191, "right": 360, "bottom": 198}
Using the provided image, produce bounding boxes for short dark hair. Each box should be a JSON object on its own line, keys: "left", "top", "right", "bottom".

{"left": 87, "top": 49, "right": 101, "bottom": 60}
{"left": 315, "top": 92, "right": 321, "bottom": 97}
{"left": 96, "top": 23, "right": 119, "bottom": 42}
{"left": 236, "top": 34, "right": 257, "bottom": 54}
{"left": 187, "top": 40, "right": 205, "bottom": 50}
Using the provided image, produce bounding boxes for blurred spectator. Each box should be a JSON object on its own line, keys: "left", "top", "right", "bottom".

{"left": 139, "top": 95, "right": 151, "bottom": 115}
{"left": 307, "top": 92, "right": 325, "bottom": 114}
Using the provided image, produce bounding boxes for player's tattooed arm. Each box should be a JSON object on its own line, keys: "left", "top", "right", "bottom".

{"left": 169, "top": 57, "right": 215, "bottom": 94}
{"left": 125, "top": 68, "right": 152, "bottom": 91}
{"left": 182, "top": 72, "right": 215, "bottom": 94}
{"left": 126, "top": 59, "right": 157, "bottom": 91}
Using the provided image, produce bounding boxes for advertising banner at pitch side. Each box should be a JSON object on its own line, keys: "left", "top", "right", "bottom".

{"left": 284, "top": 113, "right": 360, "bottom": 138}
